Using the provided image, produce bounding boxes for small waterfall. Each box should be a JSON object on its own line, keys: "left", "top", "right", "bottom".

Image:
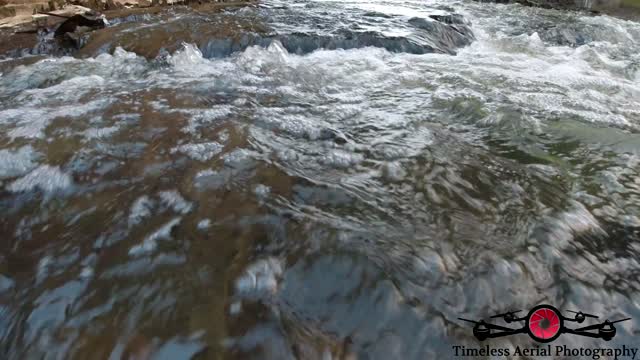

{"left": 580, "top": 0, "right": 594, "bottom": 9}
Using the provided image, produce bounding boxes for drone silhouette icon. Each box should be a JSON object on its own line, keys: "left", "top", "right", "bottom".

{"left": 459, "top": 305, "right": 631, "bottom": 343}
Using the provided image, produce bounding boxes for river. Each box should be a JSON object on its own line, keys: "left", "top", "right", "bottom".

{"left": 1, "top": 0, "right": 639, "bottom": 359}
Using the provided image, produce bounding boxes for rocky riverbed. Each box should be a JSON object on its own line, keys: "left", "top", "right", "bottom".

{"left": 1, "top": 0, "right": 640, "bottom": 359}
{"left": 0, "top": 0, "right": 638, "bottom": 61}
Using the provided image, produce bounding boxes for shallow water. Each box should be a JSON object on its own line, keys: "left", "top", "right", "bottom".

{"left": 1, "top": 0, "right": 640, "bottom": 359}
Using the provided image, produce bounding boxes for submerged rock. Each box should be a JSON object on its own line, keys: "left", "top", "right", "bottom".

{"left": 0, "top": 1, "right": 257, "bottom": 57}
{"left": 76, "top": 4, "right": 474, "bottom": 59}
{"left": 408, "top": 16, "right": 474, "bottom": 52}
{"left": 2, "top": 0, "right": 475, "bottom": 58}
{"left": 77, "top": 8, "right": 268, "bottom": 58}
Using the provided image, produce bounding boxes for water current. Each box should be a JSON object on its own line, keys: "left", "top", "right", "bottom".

{"left": 1, "top": 0, "right": 640, "bottom": 358}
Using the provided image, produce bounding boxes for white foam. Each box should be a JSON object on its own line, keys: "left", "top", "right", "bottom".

{"left": 321, "top": 150, "right": 363, "bottom": 168}
{"left": 235, "top": 258, "right": 283, "bottom": 299}
{"left": 79, "top": 267, "right": 94, "bottom": 279}
{"left": 129, "top": 195, "right": 155, "bottom": 227}
{"left": 83, "top": 125, "right": 120, "bottom": 140}
{"left": 1, "top": 99, "right": 109, "bottom": 140}
{"left": 129, "top": 217, "right": 181, "bottom": 257}
{"left": 229, "top": 301, "right": 242, "bottom": 316}
{"left": 168, "top": 43, "right": 220, "bottom": 75}
{"left": 253, "top": 184, "right": 271, "bottom": 199}
{"left": 223, "top": 149, "right": 255, "bottom": 169}
{"left": 0, "top": 146, "right": 40, "bottom": 179}
{"left": 159, "top": 190, "right": 193, "bottom": 214}
{"left": 182, "top": 106, "right": 234, "bottom": 134}
{"left": 8, "top": 165, "right": 72, "bottom": 193}
{"left": 218, "top": 129, "right": 230, "bottom": 143}
{"left": 197, "top": 219, "right": 211, "bottom": 230}
{"left": 255, "top": 107, "right": 323, "bottom": 139}
{"left": 237, "top": 40, "right": 290, "bottom": 74}
{"left": 170, "top": 142, "right": 224, "bottom": 162}
{"left": 193, "top": 169, "right": 228, "bottom": 190}
{"left": 195, "top": 169, "right": 216, "bottom": 178}
{"left": 16, "top": 75, "right": 105, "bottom": 105}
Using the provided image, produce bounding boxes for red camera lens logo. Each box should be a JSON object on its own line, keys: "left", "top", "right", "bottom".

{"left": 529, "top": 307, "right": 561, "bottom": 341}
{"left": 459, "top": 304, "right": 630, "bottom": 343}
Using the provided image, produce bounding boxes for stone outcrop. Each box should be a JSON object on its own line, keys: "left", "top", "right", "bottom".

{"left": 478, "top": 0, "right": 633, "bottom": 12}
{"left": 0, "top": 0, "right": 164, "bottom": 26}
{"left": 0, "top": 1, "right": 257, "bottom": 58}
{"left": 477, "top": 0, "right": 640, "bottom": 20}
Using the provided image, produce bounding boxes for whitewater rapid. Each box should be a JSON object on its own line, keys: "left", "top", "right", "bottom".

{"left": 1, "top": 1, "right": 639, "bottom": 359}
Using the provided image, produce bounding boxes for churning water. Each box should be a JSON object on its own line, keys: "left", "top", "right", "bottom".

{"left": 1, "top": 0, "right": 639, "bottom": 358}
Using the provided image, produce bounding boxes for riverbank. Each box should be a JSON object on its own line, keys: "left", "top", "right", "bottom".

{"left": 478, "top": 0, "right": 640, "bottom": 19}
{"left": 602, "top": 0, "right": 640, "bottom": 19}
{"left": 0, "top": 0, "right": 258, "bottom": 58}
{"left": 2, "top": 0, "right": 640, "bottom": 61}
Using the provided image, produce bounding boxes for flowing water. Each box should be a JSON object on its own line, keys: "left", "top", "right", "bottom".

{"left": 1, "top": 0, "right": 640, "bottom": 359}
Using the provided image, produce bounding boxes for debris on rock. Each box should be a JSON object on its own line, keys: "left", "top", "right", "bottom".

{"left": 53, "top": 12, "right": 107, "bottom": 37}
